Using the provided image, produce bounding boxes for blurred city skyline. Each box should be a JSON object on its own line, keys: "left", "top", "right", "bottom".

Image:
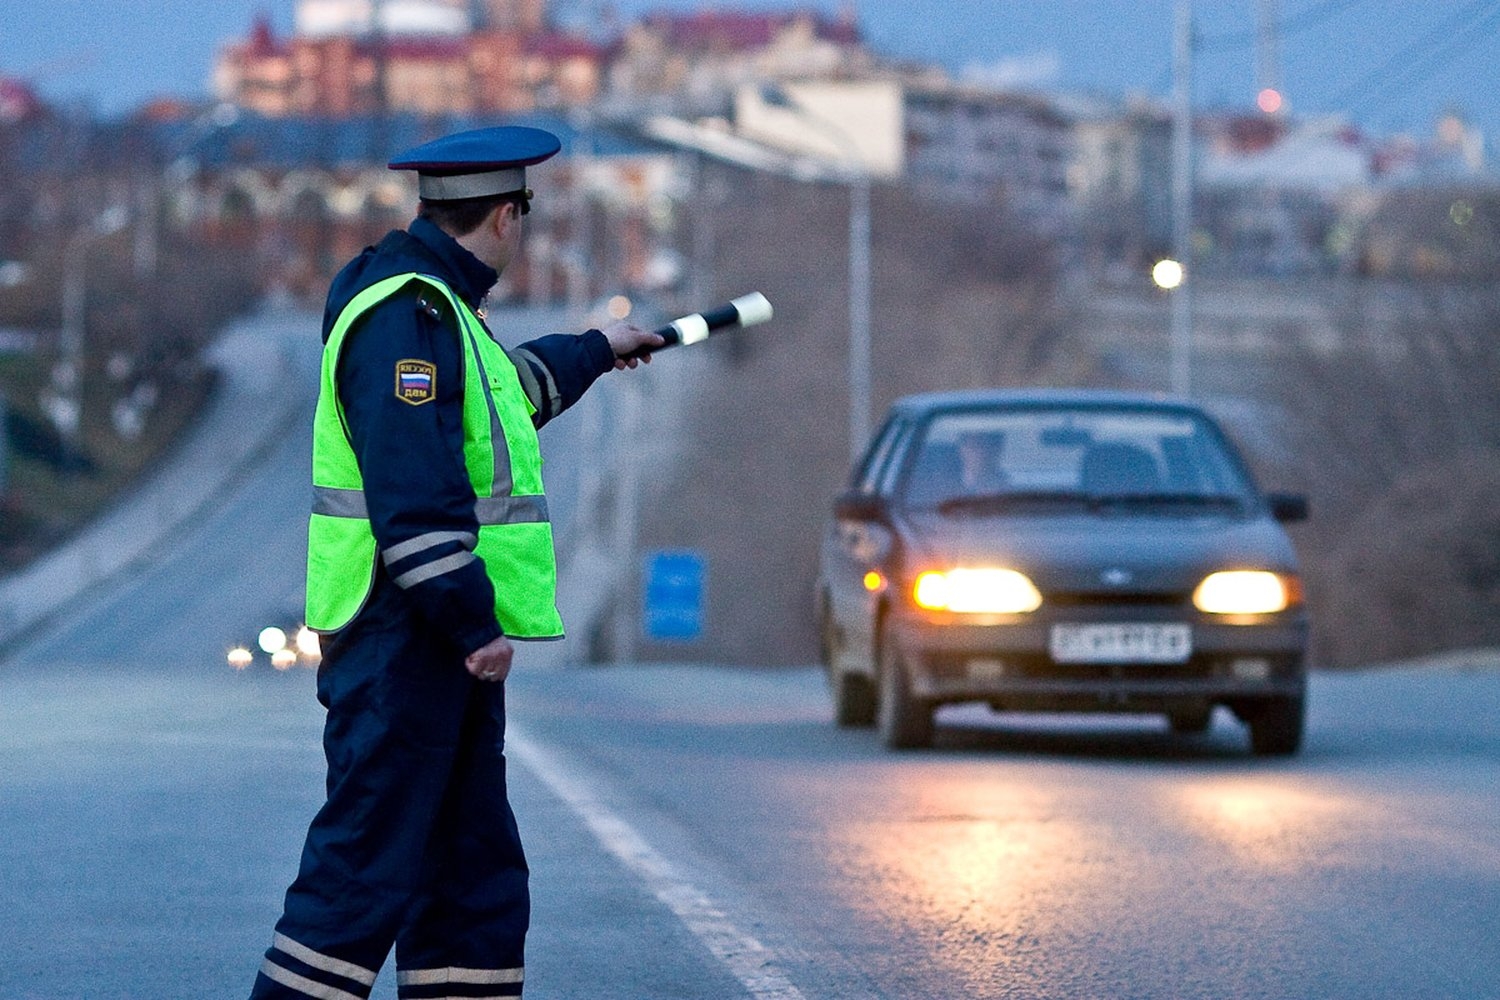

{"left": 2, "top": 0, "right": 1498, "bottom": 143}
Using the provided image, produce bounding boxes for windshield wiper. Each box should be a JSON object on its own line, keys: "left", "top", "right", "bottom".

{"left": 1087, "top": 492, "right": 1245, "bottom": 512}
{"left": 936, "top": 491, "right": 1091, "bottom": 514}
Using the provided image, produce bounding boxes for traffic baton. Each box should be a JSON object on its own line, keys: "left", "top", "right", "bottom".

{"left": 623, "top": 292, "right": 773, "bottom": 359}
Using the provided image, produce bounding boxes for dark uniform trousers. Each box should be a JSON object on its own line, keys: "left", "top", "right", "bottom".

{"left": 251, "top": 605, "right": 528, "bottom": 1000}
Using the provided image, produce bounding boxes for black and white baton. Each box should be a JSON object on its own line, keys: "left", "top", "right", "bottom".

{"left": 623, "top": 292, "right": 774, "bottom": 359}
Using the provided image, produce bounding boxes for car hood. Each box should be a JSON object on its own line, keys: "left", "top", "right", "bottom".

{"left": 897, "top": 510, "right": 1300, "bottom": 593}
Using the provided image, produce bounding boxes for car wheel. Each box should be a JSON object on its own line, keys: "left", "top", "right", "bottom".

{"left": 1247, "top": 696, "right": 1304, "bottom": 756}
{"left": 877, "top": 631, "right": 933, "bottom": 749}
{"left": 832, "top": 669, "right": 877, "bottom": 728}
{"left": 821, "top": 603, "right": 875, "bottom": 727}
{"left": 1168, "top": 707, "right": 1213, "bottom": 734}
{"left": 817, "top": 594, "right": 836, "bottom": 669}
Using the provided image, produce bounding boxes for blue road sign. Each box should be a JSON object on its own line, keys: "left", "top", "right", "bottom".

{"left": 644, "top": 549, "right": 705, "bottom": 642}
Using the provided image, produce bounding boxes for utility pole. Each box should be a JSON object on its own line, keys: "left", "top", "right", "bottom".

{"left": 847, "top": 166, "right": 872, "bottom": 461}
{"left": 1169, "top": 0, "right": 1195, "bottom": 397}
{"left": 1256, "top": 0, "right": 1281, "bottom": 99}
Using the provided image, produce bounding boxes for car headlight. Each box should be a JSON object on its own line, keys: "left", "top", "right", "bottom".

{"left": 913, "top": 568, "right": 1043, "bottom": 613}
{"left": 1193, "top": 570, "right": 1298, "bottom": 615}
{"left": 258, "top": 626, "right": 288, "bottom": 654}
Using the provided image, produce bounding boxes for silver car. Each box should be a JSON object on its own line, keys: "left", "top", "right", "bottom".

{"left": 816, "top": 389, "right": 1309, "bottom": 754}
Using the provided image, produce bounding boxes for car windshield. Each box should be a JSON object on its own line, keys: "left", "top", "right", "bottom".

{"left": 900, "top": 406, "right": 1255, "bottom": 513}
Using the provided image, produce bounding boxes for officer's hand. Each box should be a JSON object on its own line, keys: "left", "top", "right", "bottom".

{"left": 465, "top": 635, "right": 514, "bottom": 683}
{"left": 600, "top": 321, "right": 665, "bottom": 370}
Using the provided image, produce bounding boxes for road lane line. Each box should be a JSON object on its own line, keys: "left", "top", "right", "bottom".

{"left": 506, "top": 727, "right": 808, "bottom": 1000}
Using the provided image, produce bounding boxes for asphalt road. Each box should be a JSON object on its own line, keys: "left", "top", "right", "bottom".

{"left": 2, "top": 308, "right": 1499, "bottom": 999}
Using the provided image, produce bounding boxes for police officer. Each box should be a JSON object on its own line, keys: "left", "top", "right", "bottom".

{"left": 249, "top": 125, "right": 663, "bottom": 1000}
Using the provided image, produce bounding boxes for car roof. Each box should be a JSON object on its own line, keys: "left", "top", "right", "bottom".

{"left": 888, "top": 387, "right": 1206, "bottom": 418}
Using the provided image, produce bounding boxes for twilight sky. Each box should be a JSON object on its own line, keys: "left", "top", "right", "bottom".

{"left": 2, "top": 0, "right": 1497, "bottom": 143}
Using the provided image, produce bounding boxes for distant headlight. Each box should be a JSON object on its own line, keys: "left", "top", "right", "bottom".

{"left": 913, "top": 568, "right": 1043, "bottom": 614}
{"left": 1193, "top": 570, "right": 1297, "bottom": 615}
{"left": 258, "top": 626, "right": 288, "bottom": 654}
{"left": 295, "top": 627, "right": 322, "bottom": 659}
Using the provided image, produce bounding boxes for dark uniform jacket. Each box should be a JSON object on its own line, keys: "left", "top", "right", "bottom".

{"left": 321, "top": 217, "right": 615, "bottom": 657}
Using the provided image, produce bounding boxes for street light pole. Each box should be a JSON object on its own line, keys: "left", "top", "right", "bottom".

{"left": 846, "top": 165, "right": 872, "bottom": 464}
{"left": 1170, "top": 0, "right": 1195, "bottom": 397}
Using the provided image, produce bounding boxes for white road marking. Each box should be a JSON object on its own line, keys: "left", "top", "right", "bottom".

{"left": 505, "top": 728, "right": 807, "bottom": 1000}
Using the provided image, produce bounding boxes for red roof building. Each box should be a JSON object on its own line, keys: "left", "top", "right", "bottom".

{"left": 214, "top": 15, "right": 604, "bottom": 117}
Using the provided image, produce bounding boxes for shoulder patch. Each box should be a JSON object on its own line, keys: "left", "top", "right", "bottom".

{"left": 395, "top": 359, "right": 437, "bottom": 405}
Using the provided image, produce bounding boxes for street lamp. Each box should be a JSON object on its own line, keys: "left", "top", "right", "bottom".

{"left": 757, "top": 84, "right": 873, "bottom": 463}
{"left": 1152, "top": 258, "right": 1184, "bottom": 290}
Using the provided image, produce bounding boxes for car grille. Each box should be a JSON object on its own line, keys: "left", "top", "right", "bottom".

{"left": 1045, "top": 591, "right": 1190, "bottom": 608}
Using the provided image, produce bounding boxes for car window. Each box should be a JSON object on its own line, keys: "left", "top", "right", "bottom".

{"left": 875, "top": 420, "right": 916, "bottom": 495}
{"left": 851, "top": 416, "right": 905, "bottom": 493}
{"left": 900, "top": 407, "right": 1255, "bottom": 510}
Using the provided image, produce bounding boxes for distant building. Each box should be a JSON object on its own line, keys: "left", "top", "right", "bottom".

{"left": 1192, "top": 115, "right": 1372, "bottom": 276}
{"left": 733, "top": 79, "right": 904, "bottom": 180}
{"left": 607, "top": 9, "right": 872, "bottom": 116}
{"left": 152, "top": 114, "right": 685, "bottom": 302}
{"left": 214, "top": 0, "right": 602, "bottom": 117}
{"left": 296, "top": 0, "right": 470, "bottom": 37}
{"left": 294, "top": 0, "right": 545, "bottom": 37}
{"left": 1066, "top": 96, "right": 1173, "bottom": 275}
{"left": 902, "top": 81, "right": 1073, "bottom": 231}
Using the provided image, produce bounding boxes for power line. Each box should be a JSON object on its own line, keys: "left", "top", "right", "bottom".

{"left": 1146, "top": 0, "right": 1372, "bottom": 97}
{"left": 1144, "top": 0, "right": 1499, "bottom": 124}
{"left": 1197, "top": 0, "right": 1370, "bottom": 52}
{"left": 1328, "top": 0, "right": 1500, "bottom": 115}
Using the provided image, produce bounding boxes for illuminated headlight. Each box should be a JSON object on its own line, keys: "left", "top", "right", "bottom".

{"left": 1193, "top": 570, "right": 1297, "bottom": 615}
{"left": 295, "top": 627, "right": 322, "bottom": 659}
{"left": 913, "top": 568, "right": 1043, "bottom": 614}
{"left": 258, "top": 626, "right": 288, "bottom": 654}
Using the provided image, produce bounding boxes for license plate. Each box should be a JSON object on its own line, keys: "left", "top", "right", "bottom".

{"left": 1049, "top": 623, "right": 1192, "bottom": 664}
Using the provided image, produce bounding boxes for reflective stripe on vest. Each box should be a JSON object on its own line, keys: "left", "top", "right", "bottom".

{"left": 305, "top": 272, "right": 563, "bottom": 638}
{"left": 311, "top": 486, "right": 550, "bottom": 526}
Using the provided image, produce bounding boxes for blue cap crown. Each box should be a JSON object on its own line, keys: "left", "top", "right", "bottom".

{"left": 389, "top": 125, "right": 562, "bottom": 201}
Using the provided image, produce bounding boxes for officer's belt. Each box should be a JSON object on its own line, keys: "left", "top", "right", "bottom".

{"left": 313, "top": 486, "right": 549, "bottom": 525}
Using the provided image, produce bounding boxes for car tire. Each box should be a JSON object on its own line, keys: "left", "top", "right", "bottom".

{"left": 1168, "top": 707, "right": 1213, "bottom": 734}
{"left": 832, "top": 669, "right": 877, "bottom": 727}
{"left": 1247, "top": 696, "right": 1304, "bottom": 756}
{"left": 822, "top": 604, "right": 876, "bottom": 727}
{"left": 877, "top": 632, "right": 933, "bottom": 749}
{"left": 817, "top": 595, "right": 836, "bottom": 669}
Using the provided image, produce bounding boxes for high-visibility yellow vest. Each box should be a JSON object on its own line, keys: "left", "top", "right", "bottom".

{"left": 305, "top": 272, "right": 563, "bottom": 638}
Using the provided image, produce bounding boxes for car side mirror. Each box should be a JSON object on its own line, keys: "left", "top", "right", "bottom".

{"left": 834, "top": 491, "right": 888, "bottom": 523}
{"left": 1266, "top": 493, "right": 1309, "bottom": 523}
